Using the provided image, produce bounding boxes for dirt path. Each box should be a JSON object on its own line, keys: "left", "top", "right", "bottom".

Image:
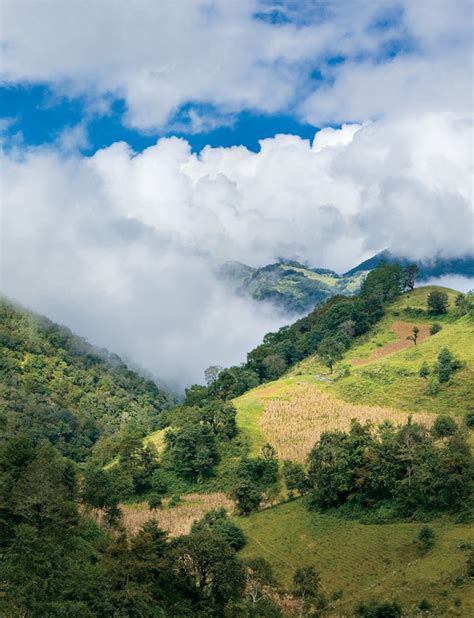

{"left": 352, "top": 321, "right": 431, "bottom": 366}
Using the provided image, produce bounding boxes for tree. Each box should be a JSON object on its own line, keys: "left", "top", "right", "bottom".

{"left": 437, "top": 347, "right": 458, "bottom": 383}
{"left": 202, "top": 400, "right": 238, "bottom": 439}
{"left": 430, "top": 322, "right": 442, "bottom": 335}
{"left": 82, "top": 464, "right": 121, "bottom": 524}
{"left": 432, "top": 415, "right": 457, "bottom": 439}
{"left": 318, "top": 337, "right": 344, "bottom": 373}
{"left": 262, "top": 354, "right": 287, "bottom": 380}
{"left": 406, "top": 325, "right": 420, "bottom": 345}
{"left": 455, "top": 293, "right": 471, "bottom": 316}
{"left": 283, "top": 461, "right": 309, "bottom": 496}
{"left": 361, "top": 263, "right": 405, "bottom": 303}
{"left": 164, "top": 423, "right": 219, "bottom": 481}
{"left": 232, "top": 480, "right": 262, "bottom": 515}
{"left": 404, "top": 264, "right": 419, "bottom": 292}
{"left": 244, "top": 557, "right": 279, "bottom": 616}
{"left": 204, "top": 365, "right": 223, "bottom": 387}
{"left": 191, "top": 508, "right": 246, "bottom": 551}
{"left": 427, "top": 290, "right": 448, "bottom": 315}
{"left": 293, "top": 566, "right": 320, "bottom": 617}
{"left": 173, "top": 529, "right": 246, "bottom": 608}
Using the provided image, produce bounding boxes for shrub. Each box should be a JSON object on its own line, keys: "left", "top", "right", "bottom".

{"left": 417, "top": 526, "right": 435, "bottom": 551}
{"left": 418, "top": 362, "right": 430, "bottom": 379}
{"left": 418, "top": 599, "right": 432, "bottom": 612}
{"left": 424, "top": 377, "right": 440, "bottom": 396}
{"left": 354, "top": 600, "right": 403, "bottom": 617}
{"left": 465, "top": 410, "right": 474, "bottom": 428}
{"left": 432, "top": 415, "right": 457, "bottom": 438}
{"left": 430, "top": 323, "right": 442, "bottom": 335}
{"left": 467, "top": 551, "right": 474, "bottom": 577}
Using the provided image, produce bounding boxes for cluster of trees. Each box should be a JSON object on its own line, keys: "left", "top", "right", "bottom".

{"left": 161, "top": 399, "right": 238, "bottom": 482}
{"left": 0, "top": 436, "right": 286, "bottom": 616}
{"left": 304, "top": 418, "right": 472, "bottom": 518}
{"left": 0, "top": 298, "right": 170, "bottom": 462}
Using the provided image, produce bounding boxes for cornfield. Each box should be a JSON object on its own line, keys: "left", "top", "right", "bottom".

{"left": 259, "top": 384, "right": 433, "bottom": 462}
{"left": 120, "top": 492, "right": 234, "bottom": 536}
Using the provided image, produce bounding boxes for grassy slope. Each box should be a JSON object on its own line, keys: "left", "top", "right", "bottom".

{"left": 237, "top": 501, "right": 474, "bottom": 616}
{"left": 232, "top": 286, "right": 474, "bottom": 613}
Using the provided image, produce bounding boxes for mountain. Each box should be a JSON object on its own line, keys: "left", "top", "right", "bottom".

{"left": 345, "top": 249, "right": 474, "bottom": 279}
{"left": 0, "top": 296, "right": 171, "bottom": 461}
{"left": 218, "top": 259, "right": 366, "bottom": 314}
{"left": 220, "top": 252, "right": 474, "bottom": 315}
{"left": 2, "top": 275, "right": 473, "bottom": 615}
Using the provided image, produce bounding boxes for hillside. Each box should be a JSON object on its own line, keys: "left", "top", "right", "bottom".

{"left": 219, "top": 252, "right": 474, "bottom": 315}
{"left": 1, "top": 280, "right": 473, "bottom": 616}
{"left": 345, "top": 250, "right": 474, "bottom": 280}
{"left": 218, "top": 260, "right": 367, "bottom": 314}
{"left": 0, "top": 296, "right": 171, "bottom": 460}
{"left": 229, "top": 285, "right": 474, "bottom": 613}
{"left": 233, "top": 286, "right": 473, "bottom": 461}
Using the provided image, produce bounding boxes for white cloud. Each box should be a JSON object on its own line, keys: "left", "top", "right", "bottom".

{"left": 1, "top": 1, "right": 471, "bottom": 131}
{"left": 1, "top": 114, "right": 472, "bottom": 388}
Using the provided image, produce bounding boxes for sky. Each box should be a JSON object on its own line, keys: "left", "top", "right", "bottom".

{"left": 1, "top": 0, "right": 473, "bottom": 389}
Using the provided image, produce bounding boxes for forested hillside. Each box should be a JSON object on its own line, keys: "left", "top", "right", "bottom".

{"left": 0, "top": 297, "right": 171, "bottom": 460}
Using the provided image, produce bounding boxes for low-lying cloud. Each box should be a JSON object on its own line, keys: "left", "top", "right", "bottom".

{"left": 1, "top": 115, "right": 472, "bottom": 388}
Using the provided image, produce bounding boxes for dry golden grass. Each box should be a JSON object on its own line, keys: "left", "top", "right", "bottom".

{"left": 120, "top": 492, "right": 234, "bottom": 536}
{"left": 259, "top": 384, "right": 433, "bottom": 462}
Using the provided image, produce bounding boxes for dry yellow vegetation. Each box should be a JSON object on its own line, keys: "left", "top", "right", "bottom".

{"left": 120, "top": 492, "right": 234, "bottom": 536}
{"left": 259, "top": 383, "right": 433, "bottom": 462}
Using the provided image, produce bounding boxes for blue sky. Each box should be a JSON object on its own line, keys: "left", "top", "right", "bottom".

{"left": 1, "top": 84, "right": 317, "bottom": 153}
{"left": 0, "top": 1, "right": 425, "bottom": 154}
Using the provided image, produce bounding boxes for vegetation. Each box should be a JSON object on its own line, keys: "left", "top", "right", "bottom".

{"left": 2, "top": 265, "right": 473, "bottom": 615}
{"left": 0, "top": 297, "right": 170, "bottom": 461}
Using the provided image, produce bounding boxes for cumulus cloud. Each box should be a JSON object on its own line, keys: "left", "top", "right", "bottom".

{"left": 1, "top": 0, "right": 472, "bottom": 131}
{"left": 1, "top": 115, "right": 472, "bottom": 387}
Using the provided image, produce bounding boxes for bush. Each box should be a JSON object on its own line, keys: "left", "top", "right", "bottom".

{"left": 432, "top": 415, "right": 457, "bottom": 438}
{"left": 418, "top": 362, "right": 430, "bottom": 379}
{"left": 467, "top": 551, "right": 474, "bottom": 577}
{"left": 430, "top": 322, "right": 442, "bottom": 335}
{"left": 417, "top": 526, "right": 435, "bottom": 551}
{"left": 417, "top": 599, "right": 432, "bottom": 612}
{"left": 424, "top": 376, "right": 440, "bottom": 396}
{"left": 465, "top": 410, "right": 474, "bottom": 428}
{"left": 354, "top": 600, "right": 403, "bottom": 617}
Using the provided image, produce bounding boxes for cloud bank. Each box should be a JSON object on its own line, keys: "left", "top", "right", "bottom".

{"left": 2, "top": 116, "right": 472, "bottom": 387}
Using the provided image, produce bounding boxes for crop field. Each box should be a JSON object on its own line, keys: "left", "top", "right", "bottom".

{"left": 258, "top": 383, "right": 433, "bottom": 462}
{"left": 119, "top": 492, "right": 234, "bottom": 536}
{"left": 237, "top": 500, "right": 474, "bottom": 616}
